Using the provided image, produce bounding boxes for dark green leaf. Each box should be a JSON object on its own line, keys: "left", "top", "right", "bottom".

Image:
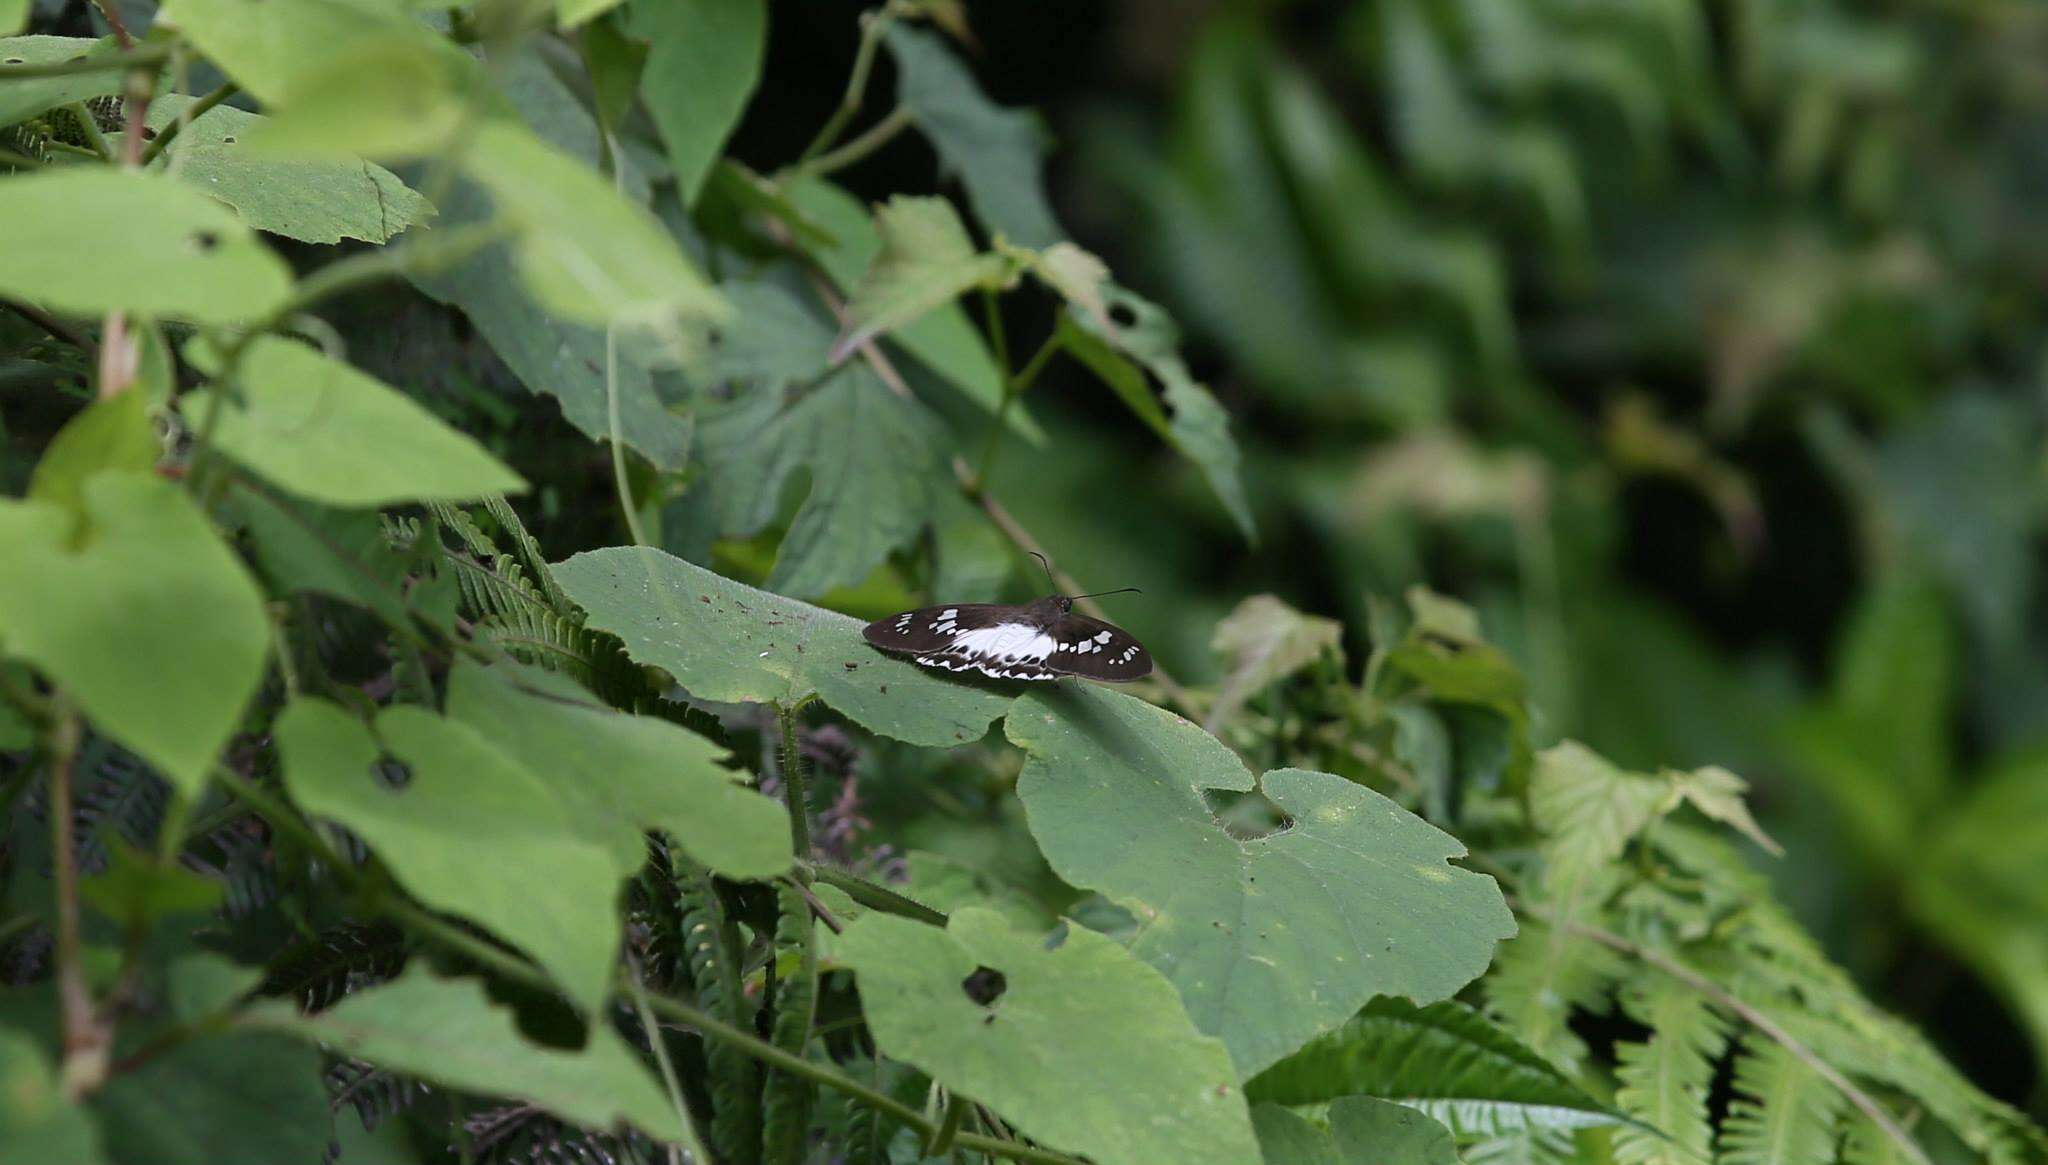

{"left": 78, "top": 843, "right": 224, "bottom": 925}
{"left": 90, "top": 1032, "right": 329, "bottom": 1165}
{"left": 631, "top": 0, "right": 765, "bottom": 204}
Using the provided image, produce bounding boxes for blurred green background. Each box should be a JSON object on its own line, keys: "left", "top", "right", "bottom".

{"left": 750, "top": 0, "right": 2048, "bottom": 1115}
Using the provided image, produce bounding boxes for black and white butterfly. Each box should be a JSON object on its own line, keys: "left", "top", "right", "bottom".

{"left": 862, "top": 585, "right": 1152, "bottom": 683}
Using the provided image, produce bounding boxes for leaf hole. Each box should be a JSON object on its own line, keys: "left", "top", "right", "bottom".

{"left": 191, "top": 230, "right": 221, "bottom": 253}
{"left": 222, "top": 135, "right": 237, "bottom": 144}
{"left": 372, "top": 755, "right": 413, "bottom": 790}
{"left": 961, "top": 965, "right": 1007, "bottom": 1006}
{"left": 1107, "top": 302, "right": 1138, "bottom": 329}
{"left": 3, "top": 58, "right": 22, "bottom": 65}
{"left": 139, "top": 126, "right": 157, "bottom": 140}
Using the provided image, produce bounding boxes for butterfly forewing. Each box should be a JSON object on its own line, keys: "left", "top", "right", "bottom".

{"left": 862, "top": 598, "right": 1152, "bottom": 683}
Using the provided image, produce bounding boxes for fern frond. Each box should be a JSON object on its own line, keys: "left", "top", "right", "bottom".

{"left": 1482, "top": 916, "right": 1629, "bottom": 1076}
{"left": 1720, "top": 1035, "right": 1846, "bottom": 1165}
{"left": 1614, "top": 975, "right": 1730, "bottom": 1165}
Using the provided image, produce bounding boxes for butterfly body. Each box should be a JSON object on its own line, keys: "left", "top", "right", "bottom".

{"left": 862, "top": 595, "right": 1152, "bottom": 683}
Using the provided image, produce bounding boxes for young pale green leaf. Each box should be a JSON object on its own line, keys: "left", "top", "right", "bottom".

{"left": 245, "top": 967, "right": 690, "bottom": 1145}
{"left": 1252, "top": 1096, "right": 1459, "bottom": 1165}
{"left": 244, "top": 33, "right": 496, "bottom": 162}
{"left": 553, "top": 546, "right": 1013, "bottom": 746}
{"left": 1532, "top": 742, "right": 1674, "bottom": 896}
{"left": 1663, "top": 764, "right": 1781, "bottom": 856}
{"left": 885, "top": 24, "right": 1062, "bottom": 249}
{"left": 558, "top": 0, "right": 626, "bottom": 27}
{"left": 444, "top": 662, "right": 789, "bottom": 879}
{"left": 1379, "top": 587, "right": 1532, "bottom": 788}
{"left": 1056, "top": 284, "right": 1255, "bottom": 540}
{"left": 1246, "top": 998, "right": 1624, "bottom": 1138}
{"left": 0, "top": 1028, "right": 102, "bottom": 1165}
{"left": 0, "top": 169, "right": 291, "bottom": 324}
{"left": 696, "top": 365, "right": 947, "bottom": 597}
{"left": 631, "top": 0, "right": 765, "bottom": 203}
{"left": 838, "top": 908, "right": 1260, "bottom": 1165}
{"left": 461, "top": 121, "right": 726, "bottom": 333}
{"left": 182, "top": 337, "right": 526, "bottom": 507}
{"left": 1206, "top": 594, "right": 1342, "bottom": 732}
{"left": 782, "top": 177, "right": 1035, "bottom": 440}
{"left": 1007, "top": 684, "right": 1516, "bottom": 1079}
{"left": 830, "top": 196, "right": 1014, "bottom": 363}
{"left": 274, "top": 699, "right": 620, "bottom": 1012}
{"left": 0, "top": 36, "right": 125, "bottom": 125}
{"left": 156, "top": 0, "right": 440, "bottom": 106}
{"left": 0, "top": 474, "right": 266, "bottom": 798}
{"left": 89, "top": 1032, "right": 330, "bottom": 1165}
{"left": 147, "top": 97, "right": 433, "bottom": 245}
{"left": 26, "top": 390, "right": 157, "bottom": 516}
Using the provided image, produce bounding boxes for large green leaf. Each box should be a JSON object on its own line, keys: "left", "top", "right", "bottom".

{"left": 89, "top": 1032, "right": 329, "bottom": 1165}
{"left": 782, "top": 176, "right": 1035, "bottom": 440}
{"left": 0, "top": 36, "right": 126, "bottom": 125}
{"left": 553, "top": 546, "right": 1013, "bottom": 746}
{"left": 831, "top": 195, "right": 1013, "bottom": 361}
{"left": 0, "top": 169, "right": 291, "bottom": 324}
{"left": 0, "top": 474, "right": 267, "bottom": 798}
{"left": 275, "top": 699, "right": 619, "bottom": 1011}
{"left": 462, "top": 121, "right": 725, "bottom": 333}
{"left": 1246, "top": 998, "right": 1623, "bottom": 1137}
{"left": 696, "top": 364, "right": 948, "bottom": 597}
{"left": 26, "top": 389, "right": 157, "bottom": 517}
{"left": 0, "top": 1028, "right": 101, "bottom": 1165}
{"left": 444, "top": 662, "right": 789, "bottom": 879}
{"left": 246, "top": 967, "right": 690, "bottom": 1145}
{"left": 1252, "top": 1096, "right": 1459, "bottom": 1165}
{"left": 155, "top": 0, "right": 436, "bottom": 105}
{"left": 183, "top": 337, "right": 526, "bottom": 507}
{"left": 884, "top": 24, "right": 1061, "bottom": 249}
{"left": 631, "top": 0, "right": 764, "bottom": 203}
{"left": 1006, "top": 683, "right": 1515, "bottom": 1078}
{"left": 147, "top": 96, "right": 432, "bottom": 245}
{"left": 838, "top": 907, "right": 1261, "bottom": 1165}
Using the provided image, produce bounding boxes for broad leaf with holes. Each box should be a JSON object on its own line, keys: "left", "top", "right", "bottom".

{"left": 443, "top": 662, "right": 789, "bottom": 879}
{"left": 1246, "top": 998, "right": 1623, "bottom": 1137}
{"left": 275, "top": 699, "right": 619, "bottom": 1011}
{"left": 0, "top": 169, "right": 291, "bottom": 324}
{"left": 0, "top": 474, "right": 267, "bottom": 798}
{"left": 553, "top": 546, "right": 1013, "bottom": 746}
{"left": 0, "top": 35, "right": 127, "bottom": 124}
{"left": 838, "top": 908, "right": 1260, "bottom": 1165}
{"left": 246, "top": 968, "right": 692, "bottom": 1147}
{"left": 146, "top": 97, "right": 432, "bottom": 245}
{"left": 182, "top": 338, "right": 525, "bottom": 508}
{"left": 1007, "top": 683, "right": 1515, "bottom": 1078}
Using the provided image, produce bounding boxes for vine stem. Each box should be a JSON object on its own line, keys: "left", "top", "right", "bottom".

{"left": 795, "top": 6, "right": 896, "bottom": 164}
{"left": 212, "top": 764, "right": 1087, "bottom": 1165}
{"left": 600, "top": 129, "right": 651, "bottom": 548}
{"left": 626, "top": 959, "right": 710, "bottom": 1165}
{"left": 1523, "top": 902, "right": 1934, "bottom": 1165}
{"left": 48, "top": 700, "right": 110, "bottom": 1099}
{"left": 777, "top": 703, "right": 812, "bottom": 870}
{"left": 789, "top": 105, "right": 913, "bottom": 181}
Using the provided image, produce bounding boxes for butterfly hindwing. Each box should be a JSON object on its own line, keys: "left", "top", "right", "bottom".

{"left": 862, "top": 603, "right": 1018, "bottom": 655}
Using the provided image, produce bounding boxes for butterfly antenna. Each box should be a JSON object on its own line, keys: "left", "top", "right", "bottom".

{"left": 1070, "top": 586, "right": 1143, "bottom": 601}
{"left": 1029, "top": 551, "right": 1057, "bottom": 592}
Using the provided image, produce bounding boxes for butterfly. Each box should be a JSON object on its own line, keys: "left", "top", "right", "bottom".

{"left": 862, "top": 578, "right": 1152, "bottom": 683}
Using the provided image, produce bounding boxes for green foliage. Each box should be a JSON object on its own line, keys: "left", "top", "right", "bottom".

{"left": 0, "top": 4, "right": 2041, "bottom": 1165}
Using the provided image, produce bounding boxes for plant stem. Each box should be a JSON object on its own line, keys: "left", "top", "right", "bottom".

{"left": 626, "top": 959, "right": 710, "bottom": 1165}
{"left": 977, "top": 333, "right": 1058, "bottom": 487}
{"left": 0, "top": 43, "right": 170, "bottom": 78}
{"left": 66, "top": 101, "right": 114, "bottom": 161}
{"left": 777, "top": 704, "right": 812, "bottom": 869}
{"left": 804, "top": 862, "right": 946, "bottom": 926}
{"left": 138, "top": 80, "right": 238, "bottom": 168}
{"left": 797, "top": 7, "right": 895, "bottom": 164}
{"left": 48, "top": 701, "right": 108, "bottom": 1099}
{"left": 925, "top": 1092, "right": 968, "bottom": 1157}
{"left": 790, "top": 106, "right": 913, "bottom": 181}
{"left": 1526, "top": 904, "right": 1934, "bottom": 1165}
